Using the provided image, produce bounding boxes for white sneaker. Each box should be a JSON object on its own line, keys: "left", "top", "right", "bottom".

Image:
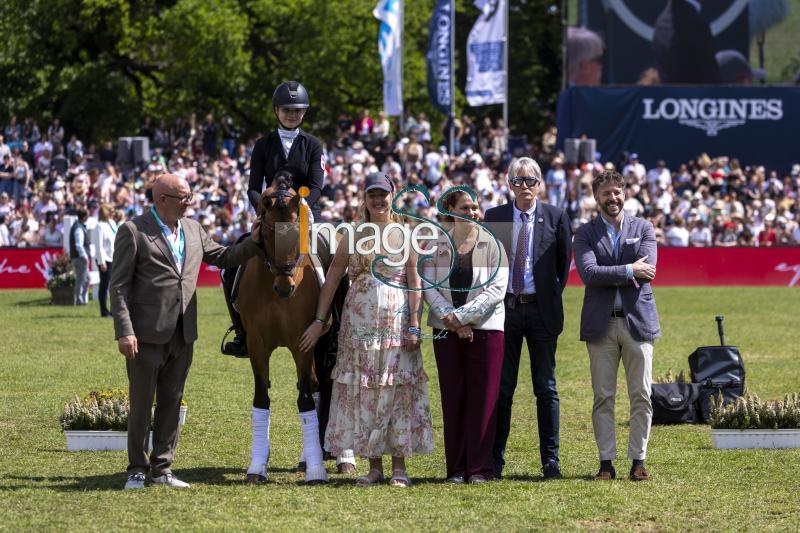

{"left": 124, "top": 472, "right": 146, "bottom": 490}
{"left": 151, "top": 473, "right": 190, "bottom": 488}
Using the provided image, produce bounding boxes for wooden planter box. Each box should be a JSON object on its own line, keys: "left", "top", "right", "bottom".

{"left": 711, "top": 428, "right": 800, "bottom": 449}
{"left": 50, "top": 286, "right": 74, "bottom": 305}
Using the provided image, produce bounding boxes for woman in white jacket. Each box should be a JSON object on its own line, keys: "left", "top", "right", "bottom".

{"left": 93, "top": 203, "right": 117, "bottom": 317}
{"left": 422, "top": 189, "right": 508, "bottom": 484}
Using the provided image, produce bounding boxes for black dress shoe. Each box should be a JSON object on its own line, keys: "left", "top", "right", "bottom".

{"left": 542, "top": 461, "right": 562, "bottom": 479}
{"left": 222, "top": 331, "right": 248, "bottom": 358}
{"left": 492, "top": 461, "right": 503, "bottom": 480}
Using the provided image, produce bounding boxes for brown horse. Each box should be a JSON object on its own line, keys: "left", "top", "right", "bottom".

{"left": 237, "top": 172, "right": 328, "bottom": 483}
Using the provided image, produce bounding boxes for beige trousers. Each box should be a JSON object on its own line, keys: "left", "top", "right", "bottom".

{"left": 587, "top": 317, "right": 653, "bottom": 461}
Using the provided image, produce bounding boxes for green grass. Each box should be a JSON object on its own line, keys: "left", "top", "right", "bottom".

{"left": 1, "top": 287, "right": 799, "bottom": 531}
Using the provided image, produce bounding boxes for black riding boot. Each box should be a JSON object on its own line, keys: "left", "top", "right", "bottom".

{"left": 221, "top": 267, "right": 248, "bottom": 358}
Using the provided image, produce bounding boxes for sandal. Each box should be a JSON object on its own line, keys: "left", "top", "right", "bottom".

{"left": 355, "top": 468, "right": 384, "bottom": 487}
{"left": 389, "top": 469, "right": 411, "bottom": 488}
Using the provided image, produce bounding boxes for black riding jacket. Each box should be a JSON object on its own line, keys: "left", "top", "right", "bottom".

{"left": 248, "top": 129, "right": 325, "bottom": 219}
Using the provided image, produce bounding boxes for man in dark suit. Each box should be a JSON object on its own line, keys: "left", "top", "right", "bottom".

{"left": 485, "top": 157, "right": 572, "bottom": 479}
{"left": 112, "top": 173, "right": 261, "bottom": 490}
{"left": 573, "top": 170, "right": 661, "bottom": 482}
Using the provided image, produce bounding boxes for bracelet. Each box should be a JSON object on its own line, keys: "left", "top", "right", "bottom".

{"left": 407, "top": 326, "right": 421, "bottom": 335}
{"left": 313, "top": 318, "right": 326, "bottom": 325}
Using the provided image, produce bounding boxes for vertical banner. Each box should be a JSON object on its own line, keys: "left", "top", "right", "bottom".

{"left": 465, "top": 0, "right": 507, "bottom": 106}
{"left": 426, "top": 0, "right": 453, "bottom": 115}
{"left": 373, "top": 0, "right": 404, "bottom": 116}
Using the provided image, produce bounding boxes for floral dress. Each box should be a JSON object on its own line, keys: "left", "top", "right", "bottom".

{"left": 324, "top": 253, "right": 434, "bottom": 458}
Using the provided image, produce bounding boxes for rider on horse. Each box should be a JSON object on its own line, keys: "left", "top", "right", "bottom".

{"left": 222, "top": 80, "right": 326, "bottom": 357}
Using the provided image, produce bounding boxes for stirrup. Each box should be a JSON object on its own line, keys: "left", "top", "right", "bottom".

{"left": 221, "top": 326, "right": 248, "bottom": 358}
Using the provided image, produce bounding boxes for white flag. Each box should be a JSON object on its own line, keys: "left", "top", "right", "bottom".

{"left": 465, "top": 0, "right": 507, "bottom": 106}
{"left": 373, "top": 0, "right": 404, "bottom": 116}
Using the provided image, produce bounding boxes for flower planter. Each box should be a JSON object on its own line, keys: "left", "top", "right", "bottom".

{"left": 65, "top": 431, "right": 155, "bottom": 451}
{"left": 711, "top": 429, "right": 800, "bottom": 449}
{"left": 50, "top": 286, "right": 74, "bottom": 305}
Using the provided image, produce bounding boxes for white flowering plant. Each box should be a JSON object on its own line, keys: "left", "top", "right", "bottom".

{"left": 709, "top": 391, "right": 800, "bottom": 430}
{"left": 59, "top": 389, "right": 188, "bottom": 431}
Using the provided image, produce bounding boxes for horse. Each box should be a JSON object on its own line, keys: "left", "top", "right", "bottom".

{"left": 237, "top": 172, "right": 328, "bottom": 484}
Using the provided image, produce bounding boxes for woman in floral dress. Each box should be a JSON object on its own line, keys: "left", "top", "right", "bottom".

{"left": 299, "top": 172, "right": 433, "bottom": 487}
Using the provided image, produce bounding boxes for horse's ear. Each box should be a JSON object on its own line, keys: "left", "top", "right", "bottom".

{"left": 258, "top": 195, "right": 272, "bottom": 216}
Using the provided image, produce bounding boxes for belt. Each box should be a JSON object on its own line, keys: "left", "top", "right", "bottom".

{"left": 611, "top": 309, "right": 625, "bottom": 318}
{"left": 506, "top": 293, "right": 537, "bottom": 305}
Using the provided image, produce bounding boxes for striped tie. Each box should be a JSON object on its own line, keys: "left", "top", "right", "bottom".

{"left": 512, "top": 212, "right": 530, "bottom": 296}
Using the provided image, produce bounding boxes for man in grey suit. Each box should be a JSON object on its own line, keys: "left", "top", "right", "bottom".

{"left": 573, "top": 170, "right": 661, "bottom": 482}
{"left": 112, "top": 174, "right": 261, "bottom": 490}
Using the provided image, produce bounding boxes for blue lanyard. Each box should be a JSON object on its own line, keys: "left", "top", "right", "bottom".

{"left": 150, "top": 206, "right": 185, "bottom": 268}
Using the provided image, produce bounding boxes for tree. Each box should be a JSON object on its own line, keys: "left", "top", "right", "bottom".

{"left": 0, "top": 0, "right": 562, "bottom": 144}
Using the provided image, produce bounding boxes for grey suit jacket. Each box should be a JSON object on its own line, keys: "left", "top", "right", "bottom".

{"left": 573, "top": 214, "right": 661, "bottom": 342}
{"left": 111, "top": 211, "right": 260, "bottom": 345}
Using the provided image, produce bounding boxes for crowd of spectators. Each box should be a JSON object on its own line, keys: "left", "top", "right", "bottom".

{"left": 0, "top": 110, "right": 798, "bottom": 249}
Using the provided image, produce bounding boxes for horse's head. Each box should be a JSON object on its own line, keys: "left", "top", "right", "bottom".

{"left": 258, "top": 171, "right": 302, "bottom": 298}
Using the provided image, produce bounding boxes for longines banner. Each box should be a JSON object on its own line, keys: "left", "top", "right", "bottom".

{"left": 2, "top": 247, "right": 799, "bottom": 289}
{"left": 556, "top": 86, "right": 800, "bottom": 171}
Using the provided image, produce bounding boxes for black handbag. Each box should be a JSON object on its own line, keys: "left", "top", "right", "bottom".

{"left": 651, "top": 383, "right": 701, "bottom": 424}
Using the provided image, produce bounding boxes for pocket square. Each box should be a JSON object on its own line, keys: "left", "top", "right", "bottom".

{"left": 625, "top": 238, "right": 640, "bottom": 245}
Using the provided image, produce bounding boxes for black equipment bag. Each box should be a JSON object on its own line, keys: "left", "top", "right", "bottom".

{"left": 651, "top": 383, "right": 702, "bottom": 424}
{"left": 688, "top": 316, "right": 745, "bottom": 422}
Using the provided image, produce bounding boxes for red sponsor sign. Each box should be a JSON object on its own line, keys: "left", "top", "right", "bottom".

{"left": 566, "top": 247, "right": 800, "bottom": 287}
{"left": 2, "top": 246, "right": 800, "bottom": 289}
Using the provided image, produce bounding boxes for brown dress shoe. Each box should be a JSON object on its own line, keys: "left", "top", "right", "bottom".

{"left": 629, "top": 464, "right": 650, "bottom": 481}
{"left": 594, "top": 466, "right": 616, "bottom": 480}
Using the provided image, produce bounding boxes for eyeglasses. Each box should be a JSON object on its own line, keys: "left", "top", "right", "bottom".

{"left": 163, "top": 193, "right": 194, "bottom": 203}
{"left": 510, "top": 176, "right": 540, "bottom": 188}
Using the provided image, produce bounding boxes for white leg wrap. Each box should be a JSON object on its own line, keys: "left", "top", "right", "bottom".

{"left": 298, "top": 394, "right": 321, "bottom": 465}
{"left": 337, "top": 448, "right": 356, "bottom": 466}
{"left": 299, "top": 410, "right": 327, "bottom": 482}
{"left": 247, "top": 407, "right": 270, "bottom": 478}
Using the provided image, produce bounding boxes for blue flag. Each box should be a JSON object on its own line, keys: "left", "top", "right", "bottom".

{"left": 374, "top": 0, "right": 404, "bottom": 116}
{"left": 426, "top": 0, "right": 453, "bottom": 115}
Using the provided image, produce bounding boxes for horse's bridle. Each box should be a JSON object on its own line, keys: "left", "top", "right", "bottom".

{"left": 259, "top": 188, "right": 303, "bottom": 278}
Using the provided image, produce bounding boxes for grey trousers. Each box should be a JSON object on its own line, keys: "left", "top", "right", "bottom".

{"left": 71, "top": 257, "right": 90, "bottom": 305}
{"left": 587, "top": 317, "right": 653, "bottom": 461}
{"left": 126, "top": 320, "right": 193, "bottom": 476}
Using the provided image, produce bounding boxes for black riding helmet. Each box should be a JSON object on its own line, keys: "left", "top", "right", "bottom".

{"left": 272, "top": 81, "right": 310, "bottom": 109}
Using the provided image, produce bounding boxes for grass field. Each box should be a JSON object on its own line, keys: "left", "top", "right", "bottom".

{"left": 1, "top": 286, "right": 799, "bottom": 531}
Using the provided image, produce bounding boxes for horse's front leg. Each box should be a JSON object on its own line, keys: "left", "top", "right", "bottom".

{"left": 293, "top": 348, "right": 328, "bottom": 484}
{"left": 246, "top": 342, "right": 273, "bottom": 484}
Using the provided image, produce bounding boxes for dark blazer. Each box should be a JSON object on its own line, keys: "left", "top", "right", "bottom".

{"left": 573, "top": 215, "right": 661, "bottom": 343}
{"left": 484, "top": 201, "right": 572, "bottom": 337}
{"left": 111, "top": 211, "right": 260, "bottom": 345}
{"left": 248, "top": 129, "right": 325, "bottom": 219}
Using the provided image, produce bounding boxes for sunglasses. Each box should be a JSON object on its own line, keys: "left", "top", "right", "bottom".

{"left": 510, "top": 176, "right": 540, "bottom": 188}
{"left": 163, "top": 193, "right": 194, "bottom": 203}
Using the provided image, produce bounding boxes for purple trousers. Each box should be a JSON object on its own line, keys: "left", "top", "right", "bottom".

{"left": 433, "top": 328, "right": 504, "bottom": 479}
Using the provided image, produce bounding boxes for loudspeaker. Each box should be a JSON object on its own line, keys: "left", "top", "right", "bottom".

{"left": 580, "top": 139, "right": 596, "bottom": 164}
{"left": 564, "top": 138, "right": 580, "bottom": 165}
{"left": 131, "top": 137, "right": 150, "bottom": 165}
{"left": 117, "top": 137, "right": 132, "bottom": 167}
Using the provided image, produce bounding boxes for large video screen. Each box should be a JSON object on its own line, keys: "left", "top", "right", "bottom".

{"left": 568, "top": 0, "right": 792, "bottom": 86}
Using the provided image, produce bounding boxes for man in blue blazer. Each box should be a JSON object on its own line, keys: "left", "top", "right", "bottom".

{"left": 485, "top": 157, "right": 572, "bottom": 480}
{"left": 573, "top": 169, "right": 661, "bottom": 482}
